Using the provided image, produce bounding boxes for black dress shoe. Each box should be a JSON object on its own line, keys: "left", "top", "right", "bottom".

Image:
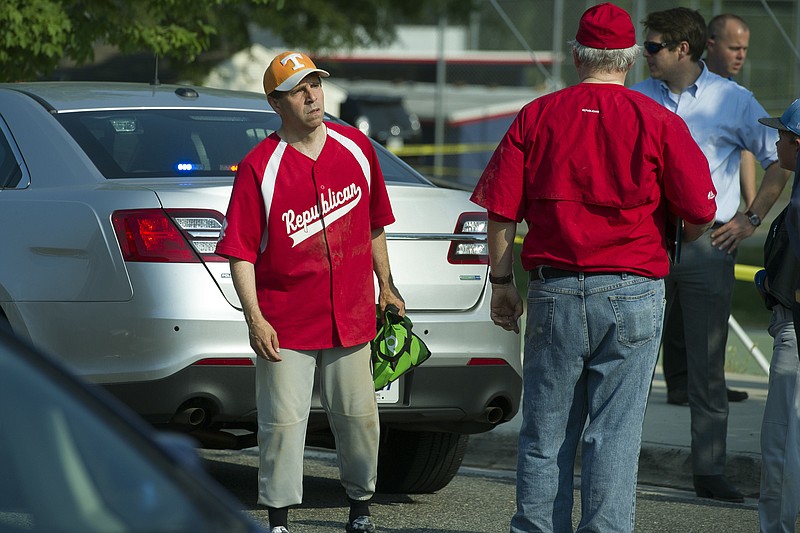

{"left": 727, "top": 388, "right": 748, "bottom": 402}
{"left": 667, "top": 388, "right": 748, "bottom": 405}
{"left": 666, "top": 389, "right": 688, "bottom": 405}
{"left": 693, "top": 475, "right": 744, "bottom": 503}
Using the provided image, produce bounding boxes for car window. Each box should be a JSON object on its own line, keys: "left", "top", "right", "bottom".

{"left": 0, "top": 340, "right": 253, "bottom": 533}
{"left": 54, "top": 109, "right": 428, "bottom": 185}
{"left": 55, "top": 110, "right": 275, "bottom": 179}
{"left": 0, "top": 116, "right": 27, "bottom": 189}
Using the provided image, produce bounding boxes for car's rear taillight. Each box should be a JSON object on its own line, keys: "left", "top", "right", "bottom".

{"left": 447, "top": 212, "right": 489, "bottom": 264}
{"left": 168, "top": 211, "right": 227, "bottom": 263}
{"left": 112, "top": 209, "right": 225, "bottom": 263}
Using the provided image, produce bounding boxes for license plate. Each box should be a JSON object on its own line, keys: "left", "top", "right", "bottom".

{"left": 375, "top": 380, "right": 400, "bottom": 404}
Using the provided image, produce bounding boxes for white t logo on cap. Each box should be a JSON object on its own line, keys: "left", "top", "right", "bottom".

{"left": 281, "top": 53, "right": 307, "bottom": 71}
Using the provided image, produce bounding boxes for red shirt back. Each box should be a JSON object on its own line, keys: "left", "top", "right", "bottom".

{"left": 471, "top": 83, "right": 716, "bottom": 278}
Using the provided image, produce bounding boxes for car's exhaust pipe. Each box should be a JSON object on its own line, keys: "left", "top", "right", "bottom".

{"left": 171, "top": 407, "right": 206, "bottom": 427}
{"left": 479, "top": 406, "right": 504, "bottom": 425}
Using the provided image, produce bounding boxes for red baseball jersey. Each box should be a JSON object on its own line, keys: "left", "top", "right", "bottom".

{"left": 216, "top": 122, "right": 395, "bottom": 349}
{"left": 471, "top": 83, "right": 716, "bottom": 279}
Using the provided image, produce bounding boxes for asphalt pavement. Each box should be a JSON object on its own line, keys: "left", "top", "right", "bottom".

{"left": 463, "top": 367, "right": 768, "bottom": 499}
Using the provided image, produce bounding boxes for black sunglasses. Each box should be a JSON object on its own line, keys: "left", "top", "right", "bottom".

{"left": 643, "top": 41, "right": 677, "bottom": 54}
{"left": 643, "top": 41, "right": 678, "bottom": 54}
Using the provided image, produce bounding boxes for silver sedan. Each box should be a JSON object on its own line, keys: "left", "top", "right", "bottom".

{"left": 0, "top": 82, "right": 521, "bottom": 493}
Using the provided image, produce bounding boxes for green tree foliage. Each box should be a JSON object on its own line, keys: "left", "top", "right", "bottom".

{"left": 1, "top": 0, "right": 71, "bottom": 81}
{"left": 0, "top": 0, "right": 474, "bottom": 82}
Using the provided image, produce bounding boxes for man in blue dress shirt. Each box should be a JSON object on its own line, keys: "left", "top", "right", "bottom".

{"left": 632, "top": 7, "right": 792, "bottom": 503}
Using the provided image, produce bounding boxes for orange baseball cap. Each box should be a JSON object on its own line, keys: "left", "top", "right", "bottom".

{"left": 263, "top": 51, "right": 330, "bottom": 95}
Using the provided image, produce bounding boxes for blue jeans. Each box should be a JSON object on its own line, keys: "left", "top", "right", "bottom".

{"left": 511, "top": 273, "right": 665, "bottom": 533}
{"left": 759, "top": 305, "right": 800, "bottom": 533}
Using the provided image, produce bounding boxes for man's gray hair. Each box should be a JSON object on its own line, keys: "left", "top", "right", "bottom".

{"left": 568, "top": 40, "right": 641, "bottom": 73}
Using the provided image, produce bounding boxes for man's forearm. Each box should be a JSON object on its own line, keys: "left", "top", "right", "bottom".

{"left": 229, "top": 258, "right": 263, "bottom": 326}
{"left": 682, "top": 219, "right": 713, "bottom": 242}
{"left": 748, "top": 161, "right": 792, "bottom": 220}
{"left": 371, "top": 227, "right": 393, "bottom": 290}
{"left": 488, "top": 219, "right": 517, "bottom": 277}
{"left": 371, "top": 227, "right": 405, "bottom": 314}
{"left": 740, "top": 150, "right": 757, "bottom": 209}
{"left": 229, "top": 257, "right": 281, "bottom": 360}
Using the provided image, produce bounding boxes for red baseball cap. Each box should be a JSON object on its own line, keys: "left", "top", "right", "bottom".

{"left": 575, "top": 3, "right": 636, "bottom": 50}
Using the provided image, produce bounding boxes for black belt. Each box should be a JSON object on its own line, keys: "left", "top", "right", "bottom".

{"left": 530, "top": 266, "right": 608, "bottom": 280}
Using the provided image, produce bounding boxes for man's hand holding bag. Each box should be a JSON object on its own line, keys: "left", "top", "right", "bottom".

{"left": 371, "top": 305, "right": 431, "bottom": 391}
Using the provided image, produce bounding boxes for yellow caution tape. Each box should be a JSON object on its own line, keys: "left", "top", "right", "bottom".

{"left": 734, "top": 264, "right": 761, "bottom": 283}
{"left": 388, "top": 143, "right": 498, "bottom": 157}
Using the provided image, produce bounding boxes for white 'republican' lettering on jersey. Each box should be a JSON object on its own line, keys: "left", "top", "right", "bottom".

{"left": 281, "top": 183, "right": 362, "bottom": 247}
{"left": 258, "top": 126, "right": 371, "bottom": 251}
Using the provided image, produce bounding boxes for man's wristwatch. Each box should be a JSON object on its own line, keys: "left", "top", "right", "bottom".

{"left": 489, "top": 273, "right": 513, "bottom": 285}
{"left": 744, "top": 210, "right": 762, "bottom": 228}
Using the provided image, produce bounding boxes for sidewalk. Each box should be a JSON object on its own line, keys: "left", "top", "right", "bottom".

{"left": 463, "top": 369, "right": 768, "bottom": 497}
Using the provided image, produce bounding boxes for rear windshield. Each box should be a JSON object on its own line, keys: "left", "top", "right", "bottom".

{"left": 55, "top": 109, "right": 427, "bottom": 185}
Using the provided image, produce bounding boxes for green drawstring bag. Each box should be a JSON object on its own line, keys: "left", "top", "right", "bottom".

{"left": 371, "top": 305, "right": 431, "bottom": 391}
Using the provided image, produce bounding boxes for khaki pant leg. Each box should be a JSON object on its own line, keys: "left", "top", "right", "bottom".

{"left": 255, "top": 350, "right": 316, "bottom": 508}
{"left": 319, "top": 343, "right": 380, "bottom": 501}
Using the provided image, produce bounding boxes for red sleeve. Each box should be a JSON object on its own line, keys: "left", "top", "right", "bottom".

{"left": 470, "top": 109, "right": 527, "bottom": 222}
{"left": 214, "top": 158, "right": 266, "bottom": 263}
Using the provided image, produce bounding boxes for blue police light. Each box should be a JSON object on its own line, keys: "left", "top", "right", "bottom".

{"left": 176, "top": 162, "right": 201, "bottom": 172}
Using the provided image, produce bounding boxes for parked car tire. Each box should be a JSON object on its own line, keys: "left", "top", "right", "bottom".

{"left": 376, "top": 428, "right": 469, "bottom": 494}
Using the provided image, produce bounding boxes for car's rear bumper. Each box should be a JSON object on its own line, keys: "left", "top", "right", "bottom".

{"left": 372, "top": 364, "right": 522, "bottom": 434}
{"left": 103, "top": 361, "right": 521, "bottom": 436}
{"left": 12, "top": 279, "right": 522, "bottom": 436}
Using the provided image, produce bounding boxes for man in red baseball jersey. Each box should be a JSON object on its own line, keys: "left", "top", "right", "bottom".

{"left": 216, "top": 50, "right": 404, "bottom": 533}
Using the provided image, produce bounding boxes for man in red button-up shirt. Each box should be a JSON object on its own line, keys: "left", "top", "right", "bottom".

{"left": 471, "top": 4, "right": 715, "bottom": 531}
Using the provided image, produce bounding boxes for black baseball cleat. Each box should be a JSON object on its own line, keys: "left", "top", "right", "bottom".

{"left": 346, "top": 516, "right": 376, "bottom": 533}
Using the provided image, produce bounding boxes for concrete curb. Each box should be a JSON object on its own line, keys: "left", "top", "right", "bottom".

{"left": 637, "top": 444, "right": 761, "bottom": 498}
{"left": 462, "top": 434, "right": 762, "bottom": 498}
